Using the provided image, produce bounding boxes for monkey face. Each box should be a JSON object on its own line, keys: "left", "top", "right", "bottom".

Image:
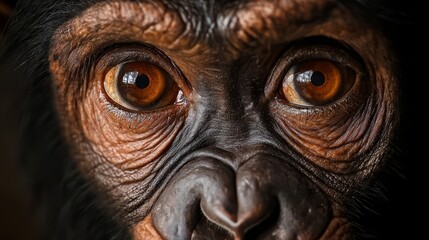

{"left": 1, "top": 0, "right": 399, "bottom": 239}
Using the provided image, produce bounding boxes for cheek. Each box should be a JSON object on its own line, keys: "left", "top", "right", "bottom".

{"left": 270, "top": 103, "right": 384, "bottom": 163}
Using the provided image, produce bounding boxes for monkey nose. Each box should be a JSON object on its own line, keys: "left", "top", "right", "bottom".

{"left": 151, "top": 156, "right": 331, "bottom": 239}
{"left": 199, "top": 168, "right": 274, "bottom": 239}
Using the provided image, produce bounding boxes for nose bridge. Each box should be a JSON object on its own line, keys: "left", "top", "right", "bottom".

{"left": 203, "top": 102, "right": 271, "bottom": 154}
{"left": 194, "top": 61, "right": 267, "bottom": 145}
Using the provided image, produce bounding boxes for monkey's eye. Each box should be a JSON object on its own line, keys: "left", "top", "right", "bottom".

{"left": 281, "top": 59, "right": 355, "bottom": 106}
{"left": 104, "top": 61, "right": 181, "bottom": 111}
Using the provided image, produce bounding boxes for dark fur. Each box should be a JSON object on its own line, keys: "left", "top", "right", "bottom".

{"left": 0, "top": 0, "right": 420, "bottom": 239}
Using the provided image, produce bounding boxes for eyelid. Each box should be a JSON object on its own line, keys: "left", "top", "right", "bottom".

{"left": 96, "top": 45, "right": 172, "bottom": 78}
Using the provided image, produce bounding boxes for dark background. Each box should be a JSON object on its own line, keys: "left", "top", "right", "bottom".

{"left": 0, "top": 1, "right": 426, "bottom": 239}
{"left": 1, "top": 1, "right": 39, "bottom": 240}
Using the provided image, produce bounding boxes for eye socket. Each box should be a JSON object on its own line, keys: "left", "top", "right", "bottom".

{"left": 281, "top": 59, "right": 355, "bottom": 106}
{"left": 104, "top": 61, "right": 182, "bottom": 111}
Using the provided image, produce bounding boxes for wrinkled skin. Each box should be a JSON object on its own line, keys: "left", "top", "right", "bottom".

{"left": 1, "top": 0, "right": 401, "bottom": 239}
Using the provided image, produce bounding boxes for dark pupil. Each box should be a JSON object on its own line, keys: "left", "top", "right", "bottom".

{"left": 311, "top": 71, "right": 325, "bottom": 87}
{"left": 135, "top": 74, "right": 150, "bottom": 89}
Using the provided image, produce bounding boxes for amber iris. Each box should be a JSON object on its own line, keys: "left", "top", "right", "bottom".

{"left": 104, "top": 61, "right": 180, "bottom": 110}
{"left": 282, "top": 59, "right": 355, "bottom": 106}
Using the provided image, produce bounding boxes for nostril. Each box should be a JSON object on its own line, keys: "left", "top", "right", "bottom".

{"left": 198, "top": 198, "right": 278, "bottom": 240}
{"left": 191, "top": 208, "right": 233, "bottom": 240}
{"left": 244, "top": 199, "right": 280, "bottom": 239}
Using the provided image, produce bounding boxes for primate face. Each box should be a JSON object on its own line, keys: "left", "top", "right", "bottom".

{"left": 1, "top": 0, "right": 399, "bottom": 239}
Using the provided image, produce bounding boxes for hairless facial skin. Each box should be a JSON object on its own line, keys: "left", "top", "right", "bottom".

{"left": 0, "top": 0, "right": 415, "bottom": 239}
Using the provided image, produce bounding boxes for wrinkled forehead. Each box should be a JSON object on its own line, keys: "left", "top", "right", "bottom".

{"left": 50, "top": 0, "right": 380, "bottom": 65}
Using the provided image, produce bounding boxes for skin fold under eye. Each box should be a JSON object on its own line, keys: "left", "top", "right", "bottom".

{"left": 281, "top": 59, "right": 355, "bottom": 106}
{"left": 104, "top": 61, "right": 182, "bottom": 111}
